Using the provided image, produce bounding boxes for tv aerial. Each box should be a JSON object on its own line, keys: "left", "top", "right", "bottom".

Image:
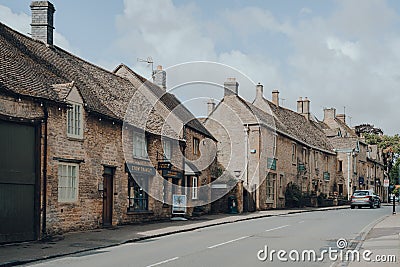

{"left": 137, "top": 56, "right": 154, "bottom": 75}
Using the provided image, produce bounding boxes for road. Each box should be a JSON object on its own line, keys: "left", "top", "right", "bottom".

{"left": 31, "top": 206, "right": 390, "bottom": 267}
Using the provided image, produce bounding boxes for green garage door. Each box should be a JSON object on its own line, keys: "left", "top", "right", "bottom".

{"left": 0, "top": 120, "right": 38, "bottom": 243}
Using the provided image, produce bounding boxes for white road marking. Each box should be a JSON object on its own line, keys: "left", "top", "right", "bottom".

{"left": 265, "top": 225, "right": 290, "bottom": 232}
{"left": 298, "top": 220, "right": 305, "bottom": 224}
{"left": 208, "top": 235, "right": 250, "bottom": 249}
{"left": 146, "top": 257, "right": 179, "bottom": 267}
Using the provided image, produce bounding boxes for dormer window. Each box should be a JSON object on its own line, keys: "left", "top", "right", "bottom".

{"left": 67, "top": 102, "right": 83, "bottom": 138}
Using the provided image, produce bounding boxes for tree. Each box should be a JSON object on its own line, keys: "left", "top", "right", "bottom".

{"left": 363, "top": 133, "right": 400, "bottom": 185}
{"left": 355, "top": 124, "right": 383, "bottom": 136}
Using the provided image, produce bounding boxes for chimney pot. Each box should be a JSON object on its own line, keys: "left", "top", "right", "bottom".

{"left": 30, "top": 1, "right": 55, "bottom": 45}
{"left": 256, "top": 83, "right": 264, "bottom": 100}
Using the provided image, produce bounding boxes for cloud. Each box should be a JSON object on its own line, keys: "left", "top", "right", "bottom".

{"left": 0, "top": 4, "right": 78, "bottom": 54}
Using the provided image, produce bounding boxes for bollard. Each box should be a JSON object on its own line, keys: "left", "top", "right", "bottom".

{"left": 393, "top": 195, "right": 396, "bottom": 215}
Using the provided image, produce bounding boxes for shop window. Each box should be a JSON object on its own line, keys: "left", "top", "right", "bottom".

{"left": 128, "top": 176, "right": 148, "bottom": 211}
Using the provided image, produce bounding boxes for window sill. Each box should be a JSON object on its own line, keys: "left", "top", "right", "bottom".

{"left": 127, "top": 210, "right": 154, "bottom": 215}
{"left": 67, "top": 135, "right": 84, "bottom": 142}
{"left": 265, "top": 200, "right": 274, "bottom": 204}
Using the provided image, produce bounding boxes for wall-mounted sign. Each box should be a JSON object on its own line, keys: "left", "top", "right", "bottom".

{"left": 359, "top": 177, "right": 365, "bottom": 185}
{"left": 162, "top": 169, "right": 183, "bottom": 179}
{"left": 383, "top": 179, "right": 389, "bottom": 187}
{"left": 125, "top": 163, "right": 156, "bottom": 176}
{"left": 158, "top": 161, "right": 172, "bottom": 170}
{"left": 298, "top": 164, "right": 306, "bottom": 172}
{"left": 172, "top": 194, "right": 187, "bottom": 214}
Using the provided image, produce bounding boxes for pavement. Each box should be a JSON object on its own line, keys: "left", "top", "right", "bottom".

{"left": 346, "top": 204, "right": 400, "bottom": 267}
{"left": 0, "top": 204, "right": 395, "bottom": 266}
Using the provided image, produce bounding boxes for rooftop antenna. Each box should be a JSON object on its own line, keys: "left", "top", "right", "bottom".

{"left": 137, "top": 56, "right": 154, "bottom": 76}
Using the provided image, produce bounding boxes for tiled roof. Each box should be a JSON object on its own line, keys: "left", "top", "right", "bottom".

{"left": 113, "top": 64, "right": 215, "bottom": 140}
{"left": 0, "top": 22, "right": 213, "bottom": 140}
{"left": 250, "top": 96, "right": 334, "bottom": 153}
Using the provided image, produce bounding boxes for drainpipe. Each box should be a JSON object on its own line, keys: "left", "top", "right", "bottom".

{"left": 347, "top": 152, "right": 351, "bottom": 201}
{"left": 244, "top": 125, "right": 249, "bottom": 212}
{"left": 42, "top": 105, "right": 48, "bottom": 238}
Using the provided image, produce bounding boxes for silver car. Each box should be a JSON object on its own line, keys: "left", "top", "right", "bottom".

{"left": 350, "top": 190, "right": 381, "bottom": 209}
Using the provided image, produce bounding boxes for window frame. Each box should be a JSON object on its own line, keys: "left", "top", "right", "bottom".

{"left": 162, "top": 139, "right": 172, "bottom": 160}
{"left": 291, "top": 143, "right": 297, "bottom": 164}
{"left": 193, "top": 137, "right": 200, "bottom": 155}
{"left": 67, "top": 102, "right": 83, "bottom": 139}
{"left": 128, "top": 176, "right": 149, "bottom": 211}
{"left": 133, "top": 132, "right": 148, "bottom": 159}
{"left": 192, "top": 176, "right": 198, "bottom": 200}
{"left": 58, "top": 163, "right": 79, "bottom": 203}
{"left": 266, "top": 173, "right": 275, "bottom": 202}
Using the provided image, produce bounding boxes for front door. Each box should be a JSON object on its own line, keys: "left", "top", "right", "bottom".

{"left": 102, "top": 167, "right": 114, "bottom": 227}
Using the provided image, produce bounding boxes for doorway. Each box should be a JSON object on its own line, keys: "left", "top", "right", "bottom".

{"left": 103, "top": 167, "right": 114, "bottom": 227}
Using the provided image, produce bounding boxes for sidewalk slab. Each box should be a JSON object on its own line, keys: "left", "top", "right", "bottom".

{"left": 0, "top": 206, "right": 348, "bottom": 266}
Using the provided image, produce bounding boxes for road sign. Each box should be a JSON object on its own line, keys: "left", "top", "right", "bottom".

{"left": 383, "top": 179, "right": 389, "bottom": 187}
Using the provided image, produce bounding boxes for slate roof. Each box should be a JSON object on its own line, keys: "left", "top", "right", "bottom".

{"left": 113, "top": 64, "right": 214, "bottom": 140}
{"left": 0, "top": 22, "right": 213, "bottom": 140}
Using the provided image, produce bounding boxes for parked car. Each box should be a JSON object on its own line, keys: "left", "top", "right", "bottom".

{"left": 350, "top": 190, "right": 381, "bottom": 209}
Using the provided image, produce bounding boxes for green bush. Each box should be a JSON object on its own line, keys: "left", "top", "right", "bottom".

{"left": 285, "top": 182, "right": 303, "bottom": 208}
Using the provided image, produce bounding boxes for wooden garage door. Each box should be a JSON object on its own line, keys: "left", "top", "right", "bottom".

{"left": 0, "top": 120, "right": 38, "bottom": 243}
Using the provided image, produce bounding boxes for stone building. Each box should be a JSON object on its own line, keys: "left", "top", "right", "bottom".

{"left": 204, "top": 79, "right": 337, "bottom": 211}
{"left": 0, "top": 1, "right": 214, "bottom": 243}
{"left": 319, "top": 108, "right": 386, "bottom": 199}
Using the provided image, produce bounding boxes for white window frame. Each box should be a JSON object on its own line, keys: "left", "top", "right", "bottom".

{"left": 133, "top": 132, "right": 148, "bottom": 158}
{"left": 272, "top": 135, "right": 277, "bottom": 158}
{"left": 162, "top": 139, "right": 172, "bottom": 160}
{"left": 192, "top": 176, "right": 198, "bottom": 200}
{"left": 67, "top": 102, "right": 83, "bottom": 138}
{"left": 266, "top": 173, "right": 275, "bottom": 202}
{"left": 58, "top": 163, "right": 79, "bottom": 202}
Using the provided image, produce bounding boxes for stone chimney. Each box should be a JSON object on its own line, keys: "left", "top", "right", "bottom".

{"left": 224, "top": 78, "right": 239, "bottom": 97}
{"left": 323, "top": 108, "right": 336, "bottom": 122}
{"left": 297, "top": 97, "right": 303, "bottom": 113}
{"left": 255, "top": 83, "right": 263, "bottom": 100}
{"left": 153, "top": 65, "right": 167, "bottom": 90}
{"left": 207, "top": 99, "right": 216, "bottom": 116}
{"left": 272, "top": 89, "right": 279, "bottom": 107}
{"left": 30, "top": 1, "right": 55, "bottom": 45}
{"left": 297, "top": 97, "right": 310, "bottom": 120}
{"left": 336, "top": 113, "right": 346, "bottom": 123}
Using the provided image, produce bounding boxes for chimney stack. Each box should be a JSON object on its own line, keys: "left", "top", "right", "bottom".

{"left": 256, "top": 83, "right": 264, "bottom": 100}
{"left": 153, "top": 65, "right": 167, "bottom": 90}
{"left": 323, "top": 108, "right": 336, "bottom": 122}
{"left": 224, "top": 78, "right": 239, "bottom": 97}
{"left": 207, "top": 99, "right": 216, "bottom": 116}
{"left": 272, "top": 89, "right": 279, "bottom": 107}
{"left": 30, "top": 1, "right": 55, "bottom": 45}
{"left": 297, "top": 97, "right": 303, "bottom": 113}
{"left": 297, "top": 97, "right": 310, "bottom": 120}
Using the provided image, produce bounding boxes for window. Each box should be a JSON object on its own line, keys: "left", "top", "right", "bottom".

{"left": 353, "top": 157, "right": 357, "bottom": 174}
{"left": 291, "top": 143, "right": 297, "bottom": 163}
{"left": 314, "top": 151, "right": 319, "bottom": 170}
{"left": 302, "top": 148, "right": 307, "bottom": 164}
{"left": 192, "top": 176, "right": 198, "bottom": 199}
{"left": 58, "top": 163, "right": 78, "bottom": 202}
{"left": 162, "top": 140, "right": 172, "bottom": 160}
{"left": 338, "top": 160, "right": 343, "bottom": 172}
{"left": 133, "top": 132, "right": 148, "bottom": 158}
{"left": 193, "top": 137, "right": 200, "bottom": 155}
{"left": 272, "top": 135, "right": 277, "bottom": 157}
{"left": 128, "top": 176, "right": 148, "bottom": 211}
{"left": 266, "top": 174, "right": 275, "bottom": 201}
{"left": 67, "top": 103, "right": 83, "bottom": 138}
{"left": 325, "top": 156, "right": 329, "bottom": 172}
{"left": 279, "top": 174, "right": 284, "bottom": 196}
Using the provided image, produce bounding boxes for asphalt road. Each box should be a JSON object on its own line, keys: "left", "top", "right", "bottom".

{"left": 31, "top": 206, "right": 391, "bottom": 267}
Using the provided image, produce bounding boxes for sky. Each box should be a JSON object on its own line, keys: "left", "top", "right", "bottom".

{"left": 1, "top": 0, "right": 399, "bottom": 135}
